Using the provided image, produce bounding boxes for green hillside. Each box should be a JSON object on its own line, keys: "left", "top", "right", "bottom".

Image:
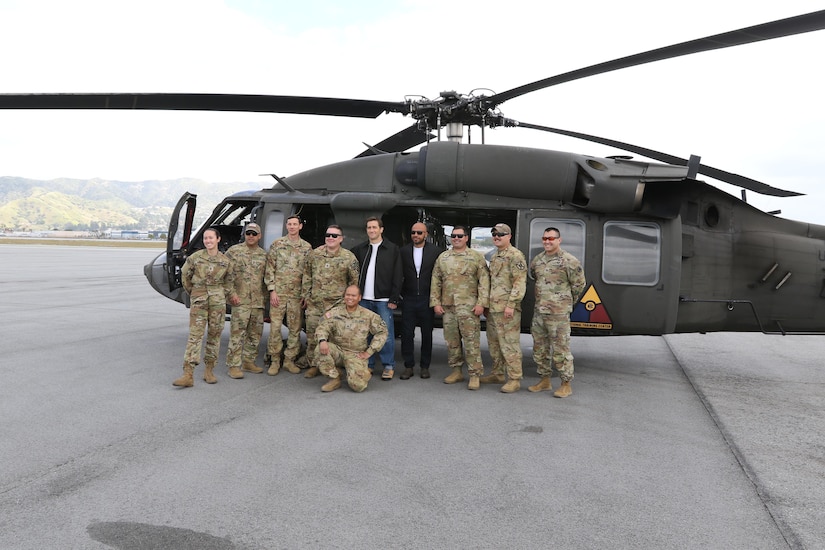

{"left": 0, "top": 177, "right": 259, "bottom": 231}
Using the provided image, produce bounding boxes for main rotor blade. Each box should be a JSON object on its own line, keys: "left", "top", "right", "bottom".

{"left": 355, "top": 124, "right": 433, "bottom": 158}
{"left": 516, "top": 121, "right": 802, "bottom": 197}
{"left": 490, "top": 10, "right": 825, "bottom": 106}
{"left": 0, "top": 93, "right": 407, "bottom": 118}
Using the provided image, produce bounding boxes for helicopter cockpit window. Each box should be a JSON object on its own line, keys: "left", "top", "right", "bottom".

{"left": 602, "top": 222, "right": 661, "bottom": 286}
{"left": 193, "top": 200, "right": 257, "bottom": 253}
{"left": 528, "top": 219, "right": 585, "bottom": 268}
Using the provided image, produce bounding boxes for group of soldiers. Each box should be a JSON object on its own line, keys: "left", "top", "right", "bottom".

{"left": 172, "top": 216, "right": 586, "bottom": 398}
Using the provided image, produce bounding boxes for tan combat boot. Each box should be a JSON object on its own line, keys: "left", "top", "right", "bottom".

{"left": 500, "top": 379, "right": 520, "bottom": 393}
{"left": 267, "top": 362, "right": 281, "bottom": 376}
{"left": 173, "top": 365, "right": 194, "bottom": 387}
{"left": 203, "top": 362, "right": 217, "bottom": 384}
{"left": 242, "top": 362, "right": 264, "bottom": 374}
{"left": 228, "top": 366, "right": 244, "bottom": 379}
{"left": 321, "top": 374, "right": 342, "bottom": 392}
{"left": 554, "top": 380, "right": 572, "bottom": 398}
{"left": 468, "top": 375, "right": 480, "bottom": 390}
{"left": 528, "top": 377, "right": 552, "bottom": 392}
{"left": 304, "top": 366, "right": 320, "bottom": 378}
{"left": 444, "top": 367, "right": 464, "bottom": 384}
{"left": 479, "top": 372, "right": 505, "bottom": 384}
{"left": 282, "top": 359, "right": 301, "bottom": 374}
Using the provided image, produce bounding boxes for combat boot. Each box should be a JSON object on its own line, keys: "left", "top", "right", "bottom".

{"left": 173, "top": 365, "right": 194, "bottom": 387}
{"left": 228, "top": 366, "right": 244, "bottom": 379}
{"left": 399, "top": 367, "right": 414, "bottom": 380}
{"left": 479, "top": 372, "right": 505, "bottom": 384}
{"left": 242, "top": 362, "right": 264, "bottom": 374}
{"left": 468, "top": 375, "right": 480, "bottom": 390}
{"left": 500, "top": 379, "right": 520, "bottom": 393}
{"left": 282, "top": 359, "right": 301, "bottom": 374}
{"left": 528, "top": 377, "right": 552, "bottom": 392}
{"left": 554, "top": 380, "right": 572, "bottom": 398}
{"left": 203, "top": 362, "right": 217, "bottom": 384}
{"left": 267, "top": 362, "right": 281, "bottom": 376}
{"left": 304, "top": 366, "right": 320, "bottom": 378}
{"left": 321, "top": 378, "right": 341, "bottom": 392}
{"left": 321, "top": 371, "right": 343, "bottom": 392}
{"left": 443, "top": 367, "right": 464, "bottom": 384}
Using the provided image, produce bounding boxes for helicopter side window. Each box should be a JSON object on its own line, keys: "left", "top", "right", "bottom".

{"left": 528, "top": 218, "right": 585, "bottom": 268}
{"left": 602, "top": 222, "right": 661, "bottom": 286}
{"left": 261, "top": 210, "right": 285, "bottom": 249}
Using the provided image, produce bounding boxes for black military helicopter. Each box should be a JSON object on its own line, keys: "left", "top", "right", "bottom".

{"left": 3, "top": 10, "right": 824, "bottom": 336}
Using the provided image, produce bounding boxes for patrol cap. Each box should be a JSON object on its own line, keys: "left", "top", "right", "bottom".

{"left": 245, "top": 223, "right": 261, "bottom": 234}
{"left": 492, "top": 223, "right": 511, "bottom": 235}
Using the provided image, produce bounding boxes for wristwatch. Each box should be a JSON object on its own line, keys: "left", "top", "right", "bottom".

{"left": 319, "top": 339, "right": 327, "bottom": 343}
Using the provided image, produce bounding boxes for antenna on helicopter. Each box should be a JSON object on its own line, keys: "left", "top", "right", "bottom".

{"left": 260, "top": 173, "right": 295, "bottom": 192}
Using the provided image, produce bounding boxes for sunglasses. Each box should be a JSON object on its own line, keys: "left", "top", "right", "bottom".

{"left": 450, "top": 234, "right": 466, "bottom": 239}
{"left": 411, "top": 230, "right": 425, "bottom": 235}
{"left": 245, "top": 230, "right": 259, "bottom": 236}
{"left": 491, "top": 231, "right": 509, "bottom": 237}
{"left": 325, "top": 233, "right": 342, "bottom": 239}
{"left": 542, "top": 236, "right": 559, "bottom": 242}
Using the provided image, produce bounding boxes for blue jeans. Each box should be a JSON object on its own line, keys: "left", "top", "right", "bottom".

{"left": 359, "top": 299, "right": 395, "bottom": 371}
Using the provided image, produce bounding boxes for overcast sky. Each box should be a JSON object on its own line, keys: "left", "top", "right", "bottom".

{"left": 1, "top": 1, "right": 823, "bottom": 225}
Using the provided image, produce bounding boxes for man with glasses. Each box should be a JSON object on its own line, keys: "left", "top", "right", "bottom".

{"left": 264, "top": 215, "right": 312, "bottom": 375}
{"left": 351, "top": 216, "right": 402, "bottom": 380}
{"left": 302, "top": 225, "right": 360, "bottom": 378}
{"left": 430, "top": 226, "right": 489, "bottom": 389}
{"left": 480, "top": 223, "right": 527, "bottom": 393}
{"left": 529, "top": 227, "right": 585, "bottom": 398}
{"left": 399, "top": 222, "right": 442, "bottom": 380}
{"left": 224, "top": 223, "right": 268, "bottom": 379}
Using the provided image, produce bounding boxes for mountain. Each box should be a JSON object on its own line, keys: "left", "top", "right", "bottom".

{"left": 0, "top": 177, "right": 258, "bottom": 231}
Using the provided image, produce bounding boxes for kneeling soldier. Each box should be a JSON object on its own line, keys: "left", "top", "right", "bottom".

{"left": 315, "top": 285, "right": 388, "bottom": 393}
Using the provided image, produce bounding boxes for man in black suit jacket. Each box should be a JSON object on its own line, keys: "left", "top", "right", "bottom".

{"left": 399, "top": 222, "right": 443, "bottom": 379}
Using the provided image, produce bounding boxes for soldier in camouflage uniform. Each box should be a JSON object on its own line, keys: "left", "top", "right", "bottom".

{"left": 314, "top": 285, "right": 388, "bottom": 393}
{"left": 264, "top": 215, "right": 312, "bottom": 375}
{"left": 480, "top": 223, "right": 527, "bottom": 393}
{"left": 224, "top": 222, "right": 267, "bottom": 379}
{"left": 301, "top": 224, "right": 360, "bottom": 378}
{"left": 430, "top": 225, "right": 490, "bottom": 390}
{"left": 173, "top": 227, "right": 237, "bottom": 388}
{"left": 529, "top": 227, "right": 586, "bottom": 398}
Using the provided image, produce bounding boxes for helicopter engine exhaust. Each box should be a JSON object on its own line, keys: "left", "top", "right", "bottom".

{"left": 398, "top": 141, "right": 687, "bottom": 214}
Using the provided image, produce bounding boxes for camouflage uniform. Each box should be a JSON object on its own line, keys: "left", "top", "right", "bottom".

{"left": 430, "top": 248, "right": 490, "bottom": 376}
{"left": 315, "top": 304, "right": 388, "bottom": 392}
{"left": 530, "top": 248, "right": 586, "bottom": 382}
{"left": 181, "top": 249, "right": 235, "bottom": 369}
{"left": 225, "top": 242, "right": 267, "bottom": 370}
{"left": 487, "top": 245, "right": 527, "bottom": 379}
{"left": 264, "top": 236, "right": 312, "bottom": 365}
{"left": 302, "top": 246, "right": 360, "bottom": 367}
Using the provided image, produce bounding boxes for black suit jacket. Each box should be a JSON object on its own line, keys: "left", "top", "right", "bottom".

{"left": 400, "top": 241, "right": 442, "bottom": 299}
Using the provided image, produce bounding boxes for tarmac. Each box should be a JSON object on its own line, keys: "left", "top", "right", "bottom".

{"left": 0, "top": 244, "right": 823, "bottom": 549}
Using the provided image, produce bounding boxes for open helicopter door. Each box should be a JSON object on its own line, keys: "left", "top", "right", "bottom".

{"left": 166, "top": 192, "right": 197, "bottom": 291}
{"left": 143, "top": 192, "right": 196, "bottom": 305}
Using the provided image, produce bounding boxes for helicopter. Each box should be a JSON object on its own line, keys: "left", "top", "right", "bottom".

{"left": 2, "top": 10, "right": 824, "bottom": 336}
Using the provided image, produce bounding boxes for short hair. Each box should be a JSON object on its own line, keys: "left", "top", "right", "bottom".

{"left": 327, "top": 224, "right": 343, "bottom": 235}
{"left": 452, "top": 225, "right": 469, "bottom": 236}
{"left": 365, "top": 216, "right": 383, "bottom": 228}
{"left": 544, "top": 227, "right": 561, "bottom": 237}
{"left": 286, "top": 214, "right": 302, "bottom": 223}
